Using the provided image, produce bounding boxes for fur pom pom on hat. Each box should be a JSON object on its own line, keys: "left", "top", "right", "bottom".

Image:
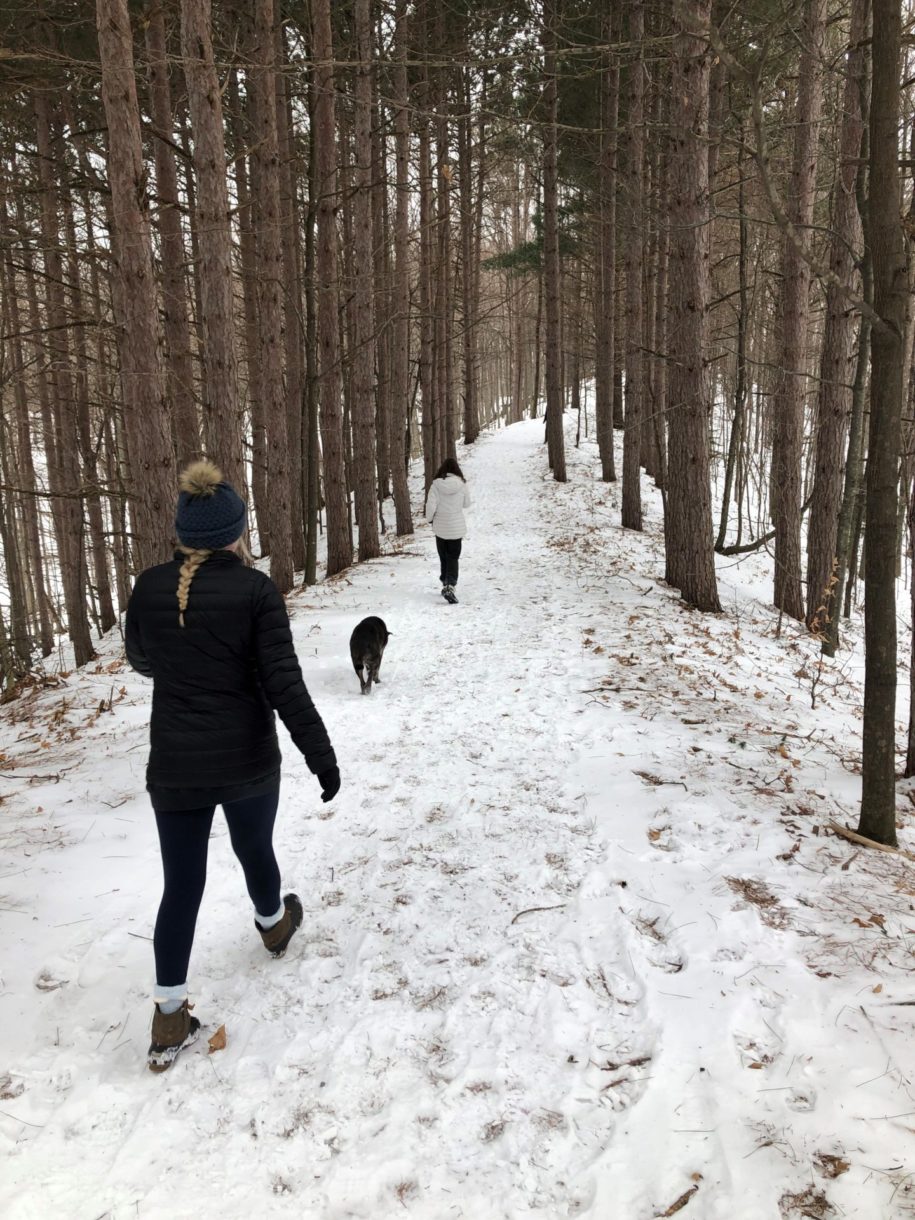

{"left": 175, "top": 459, "right": 247, "bottom": 550}
{"left": 179, "top": 459, "right": 224, "bottom": 497}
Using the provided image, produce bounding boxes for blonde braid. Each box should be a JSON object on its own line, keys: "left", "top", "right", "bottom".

{"left": 176, "top": 546, "right": 212, "bottom": 627}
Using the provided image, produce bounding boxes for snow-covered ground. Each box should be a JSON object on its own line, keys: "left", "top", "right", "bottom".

{"left": 1, "top": 416, "right": 913, "bottom": 1219}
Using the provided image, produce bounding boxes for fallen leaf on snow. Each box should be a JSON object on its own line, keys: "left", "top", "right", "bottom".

{"left": 208, "top": 1025, "right": 227, "bottom": 1054}
{"left": 814, "top": 1153, "right": 850, "bottom": 1179}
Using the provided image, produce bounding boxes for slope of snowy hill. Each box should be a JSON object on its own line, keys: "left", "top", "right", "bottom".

{"left": 0, "top": 416, "right": 912, "bottom": 1219}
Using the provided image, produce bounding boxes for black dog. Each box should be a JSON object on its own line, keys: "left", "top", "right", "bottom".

{"left": 349, "top": 616, "right": 390, "bottom": 696}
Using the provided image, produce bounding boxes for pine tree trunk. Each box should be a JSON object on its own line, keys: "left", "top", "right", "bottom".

{"left": 622, "top": 0, "right": 645, "bottom": 530}
{"left": 0, "top": 409, "right": 32, "bottom": 672}
{"left": 716, "top": 122, "right": 749, "bottom": 551}
{"left": 859, "top": 0, "right": 906, "bottom": 846}
{"left": 459, "top": 72, "right": 480, "bottom": 445}
{"left": 60, "top": 150, "right": 116, "bottom": 633}
{"left": 771, "top": 0, "right": 826, "bottom": 621}
{"left": 349, "top": 0, "right": 381, "bottom": 561}
{"left": 806, "top": 0, "right": 866, "bottom": 631}
{"left": 180, "top": 0, "right": 242, "bottom": 490}
{"left": 665, "top": 0, "right": 720, "bottom": 612}
{"left": 1, "top": 213, "right": 55, "bottom": 655}
{"left": 228, "top": 68, "right": 269, "bottom": 550}
{"left": 96, "top": 0, "right": 176, "bottom": 571}
{"left": 312, "top": 0, "right": 351, "bottom": 575}
{"left": 250, "top": 0, "right": 293, "bottom": 590}
{"left": 417, "top": 22, "right": 436, "bottom": 489}
{"left": 303, "top": 66, "right": 320, "bottom": 584}
{"left": 434, "top": 97, "right": 455, "bottom": 462}
{"left": 372, "top": 53, "right": 392, "bottom": 506}
{"left": 595, "top": 15, "right": 619, "bottom": 483}
{"left": 145, "top": 0, "right": 198, "bottom": 465}
{"left": 275, "top": 21, "right": 306, "bottom": 570}
{"left": 542, "top": 0, "right": 567, "bottom": 482}
{"left": 390, "top": 0, "right": 415, "bottom": 534}
{"left": 33, "top": 92, "right": 95, "bottom": 665}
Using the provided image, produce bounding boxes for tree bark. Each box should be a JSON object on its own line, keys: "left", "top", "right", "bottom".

{"left": 595, "top": 12, "right": 619, "bottom": 483}
{"left": 33, "top": 92, "right": 95, "bottom": 665}
{"left": 771, "top": 0, "right": 826, "bottom": 621}
{"left": 228, "top": 67, "right": 269, "bottom": 549}
{"left": 312, "top": 0, "right": 351, "bottom": 575}
{"left": 275, "top": 20, "right": 306, "bottom": 570}
{"left": 622, "top": 0, "right": 645, "bottom": 530}
{"left": 0, "top": 228, "right": 54, "bottom": 655}
{"left": 349, "top": 0, "right": 381, "bottom": 561}
{"left": 859, "top": 0, "right": 906, "bottom": 847}
{"left": 542, "top": 0, "right": 567, "bottom": 482}
{"left": 145, "top": 0, "right": 198, "bottom": 465}
{"left": 390, "top": 0, "right": 415, "bottom": 534}
{"left": 180, "top": 0, "right": 242, "bottom": 490}
{"left": 806, "top": 0, "right": 866, "bottom": 632}
{"left": 664, "top": 0, "right": 721, "bottom": 612}
{"left": 250, "top": 0, "right": 294, "bottom": 590}
{"left": 96, "top": 0, "right": 176, "bottom": 572}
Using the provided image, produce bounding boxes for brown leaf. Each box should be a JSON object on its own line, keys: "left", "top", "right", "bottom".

{"left": 873, "top": 983, "right": 883, "bottom": 994}
{"left": 208, "top": 1024, "right": 227, "bottom": 1054}
{"left": 748, "top": 1061, "right": 765, "bottom": 1069}
{"left": 815, "top": 1152, "right": 850, "bottom": 1179}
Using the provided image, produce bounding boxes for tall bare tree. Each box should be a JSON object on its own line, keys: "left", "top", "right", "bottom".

{"left": 622, "top": 0, "right": 645, "bottom": 530}
{"left": 806, "top": 0, "right": 866, "bottom": 633}
{"left": 350, "top": 0, "right": 381, "bottom": 560}
{"left": 860, "top": 0, "right": 906, "bottom": 847}
{"left": 771, "top": 0, "right": 826, "bottom": 621}
{"left": 390, "top": 0, "right": 414, "bottom": 534}
{"left": 97, "top": 0, "right": 176, "bottom": 571}
{"left": 145, "top": 0, "right": 198, "bottom": 465}
{"left": 595, "top": 11, "right": 619, "bottom": 484}
{"left": 312, "top": 0, "right": 351, "bottom": 575}
{"left": 664, "top": 0, "right": 720, "bottom": 612}
{"left": 180, "top": 0, "right": 242, "bottom": 490}
{"left": 542, "top": 0, "right": 567, "bottom": 481}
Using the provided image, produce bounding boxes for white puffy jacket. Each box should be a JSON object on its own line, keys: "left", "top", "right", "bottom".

{"left": 426, "top": 475, "right": 471, "bottom": 540}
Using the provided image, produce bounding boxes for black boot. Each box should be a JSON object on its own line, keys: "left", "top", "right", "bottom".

{"left": 148, "top": 1000, "right": 201, "bottom": 1073}
{"left": 256, "top": 893, "right": 303, "bottom": 958}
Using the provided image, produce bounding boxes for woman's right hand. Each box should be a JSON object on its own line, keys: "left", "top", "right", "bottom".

{"left": 318, "top": 765, "right": 341, "bottom": 803}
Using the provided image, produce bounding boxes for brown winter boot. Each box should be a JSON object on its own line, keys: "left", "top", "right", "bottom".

{"left": 256, "top": 893, "right": 303, "bottom": 959}
{"left": 147, "top": 1001, "right": 201, "bottom": 1073}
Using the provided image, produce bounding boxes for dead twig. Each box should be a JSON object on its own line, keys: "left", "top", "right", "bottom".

{"left": 510, "top": 904, "right": 566, "bottom": 926}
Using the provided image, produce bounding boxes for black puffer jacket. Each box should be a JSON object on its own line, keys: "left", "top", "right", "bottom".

{"left": 125, "top": 551, "right": 336, "bottom": 806}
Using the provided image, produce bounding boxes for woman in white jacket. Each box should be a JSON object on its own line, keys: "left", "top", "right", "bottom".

{"left": 426, "top": 457, "right": 471, "bottom": 603}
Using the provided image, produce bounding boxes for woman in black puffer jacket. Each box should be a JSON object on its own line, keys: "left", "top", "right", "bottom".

{"left": 126, "top": 460, "right": 339, "bottom": 1072}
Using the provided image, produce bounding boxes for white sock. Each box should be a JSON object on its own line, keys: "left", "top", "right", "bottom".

{"left": 154, "top": 982, "right": 188, "bottom": 1014}
{"left": 255, "top": 900, "right": 284, "bottom": 930}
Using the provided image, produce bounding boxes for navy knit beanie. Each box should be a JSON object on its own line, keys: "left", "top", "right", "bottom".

{"left": 174, "top": 460, "right": 247, "bottom": 550}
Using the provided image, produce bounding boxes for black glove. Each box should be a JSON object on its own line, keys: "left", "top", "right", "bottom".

{"left": 318, "top": 765, "right": 340, "bottom": 803}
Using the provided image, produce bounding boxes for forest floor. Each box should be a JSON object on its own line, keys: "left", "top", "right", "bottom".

{"left": 1, "top": 415, "right": 914, "bottom": 1220}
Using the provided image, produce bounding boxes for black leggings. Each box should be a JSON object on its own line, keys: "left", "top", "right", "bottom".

{"left": 436, "top": 536, "right": 462, "bottom": 586}
{"left": 153, "top": 789, "right": 281, "bottom": 987}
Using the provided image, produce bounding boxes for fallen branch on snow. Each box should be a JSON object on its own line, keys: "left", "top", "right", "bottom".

{"left": 827, "top": 820, "right": 915, "bottom": 863}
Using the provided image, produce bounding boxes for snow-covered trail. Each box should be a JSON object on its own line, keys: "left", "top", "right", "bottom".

{"left": 1, "top": 417, "right": 913, "bottom": 1220}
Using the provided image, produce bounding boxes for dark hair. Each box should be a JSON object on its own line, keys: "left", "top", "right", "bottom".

{"left": 434, "top": 457, "right": 465, "bottom": 482}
